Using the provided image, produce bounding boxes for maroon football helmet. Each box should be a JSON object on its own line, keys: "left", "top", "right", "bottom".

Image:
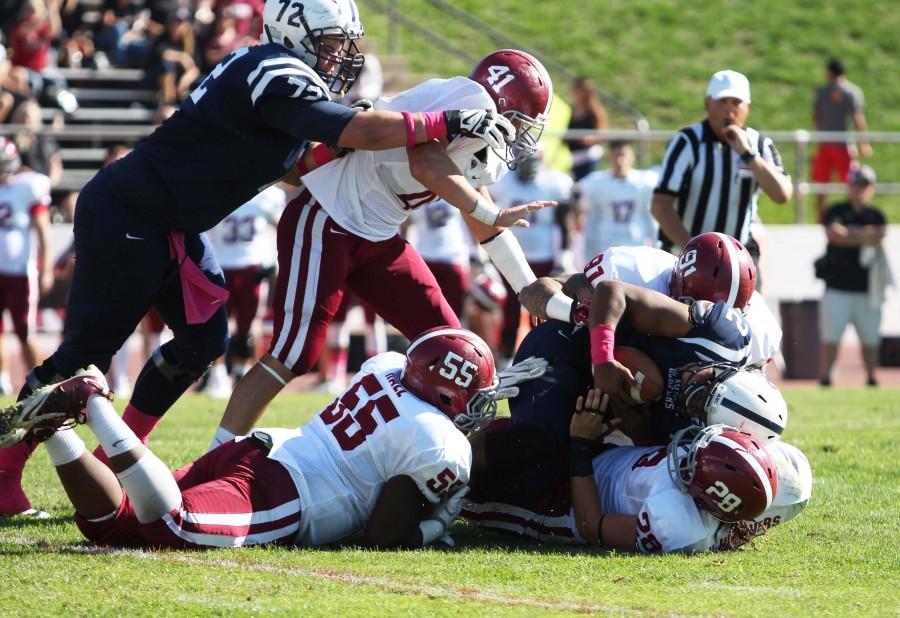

{"left": 669, "top": 232, "right": 756, "bottom": 309}
{"left": 402, "top": 327, "right": 498, "bottom": 431}
{"left": 667, "top": 424, "right": 778, "bottom": 522}
{"left": 469, "top": 49, "right": 553, "bottom": 167}
{"left": 0, "top": 137, "right": 21, "bottom": 183}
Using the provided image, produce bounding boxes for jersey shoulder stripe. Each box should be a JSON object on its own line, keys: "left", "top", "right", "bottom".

{"left": 247, "top": 56, "right": 330, "bottom": 106}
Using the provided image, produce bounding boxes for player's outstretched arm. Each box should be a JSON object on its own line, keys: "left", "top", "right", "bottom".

{"left": 591, "top": 280, "right": 693, "bottom": 339}
{"left": 336, "top": 109, "right": 514, "bottom": 152}
{"left": 518, "top": 273, "right": 591, "bottom": 322}
{"left": 569, "top": 391, "right": 635, "bottom": 551}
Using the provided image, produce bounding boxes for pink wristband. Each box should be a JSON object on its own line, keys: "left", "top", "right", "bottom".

{"left": 422, "top": 110, "right": 448, "bottom": 141}
{"left": 310, "top": 143, "right": 337, "bottom": 167}
{"left": 401, "top": 111, "right": 416, "bottom": 148}
{"left": 590, "top": 324, "right": 615, "bottom": 364}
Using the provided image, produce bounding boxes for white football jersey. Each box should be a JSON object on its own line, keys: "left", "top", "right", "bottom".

{"left": 407, "top": 199, "right": 471, "bottom": 266}
{"left": 581, "top": 246, "right": 781, "bottom": 366}
{"left": 207, "top": 186, "right": 285, "bottom": 269}
{"left": 301, "top": 77, "right": 508, "bottom": 242}
{"left": 489, "top": 169, "right": 573, "bottom": 263}
{"left": 0, "top": 172, "right": 51, "bottom": 276}
{"left": 592, "top": 440, "right": 811, "bottom": 553}
{"left": 578, "top": 168, "right": 659, "bottom": 256}
{"left": 264, "top": 352, "right": 472, "bottom": 545}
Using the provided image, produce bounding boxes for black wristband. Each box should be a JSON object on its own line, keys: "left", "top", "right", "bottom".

{"left": 740, "top": 150, "right": 758, "bottom": 163}
{"left": 443, "top": 110, "right": 461, "bottom": 139}
{"left": 569, "top": 436, "right": 594, "bottom": 477}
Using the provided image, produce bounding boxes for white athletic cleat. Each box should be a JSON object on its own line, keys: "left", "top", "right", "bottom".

{"left": 0, "top": 366, "right": 110, "bottom": 448}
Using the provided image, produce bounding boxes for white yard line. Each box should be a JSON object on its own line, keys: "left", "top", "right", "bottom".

{"left": 4, "top": 538, "right": 693, "bottom": 616}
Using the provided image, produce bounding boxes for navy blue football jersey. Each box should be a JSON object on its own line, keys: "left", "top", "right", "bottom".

{"left": 623, "top": 301, "right": 752, "bottom": 439}
{"left": 103, "top": 44, "right": 357, "bottom": 233}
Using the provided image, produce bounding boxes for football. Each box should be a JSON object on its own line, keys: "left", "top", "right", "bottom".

{"left": 613, "top": 346, "right": 664, "bottom": 404}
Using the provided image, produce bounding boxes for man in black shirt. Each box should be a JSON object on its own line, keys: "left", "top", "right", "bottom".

{"left": 819, "top": 165, "right": 888, "bottom": 386}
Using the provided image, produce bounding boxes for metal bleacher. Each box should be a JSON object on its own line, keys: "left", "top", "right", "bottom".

{"left": 42, "top": 66, "right": 159, "bottom": 194}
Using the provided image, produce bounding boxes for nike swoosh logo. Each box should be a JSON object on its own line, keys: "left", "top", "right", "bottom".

{"left": 557, "top": 329, "right": 571, "bottom": 341}
{"left": 125, "top": 233, "right": 144, "bottom": 240}
{"left": 111, "top": 438, "right": 131, "bottom": 450}
{"left": 329, "top": 228, "right": 348, "bottom": 235}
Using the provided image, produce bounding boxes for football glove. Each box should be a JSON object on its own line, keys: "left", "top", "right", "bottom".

{"left": 444, "top": 109, "right": 516, "bottom": 151}
{"left": 418, "top": 485, "right": 470, "bottom": 546}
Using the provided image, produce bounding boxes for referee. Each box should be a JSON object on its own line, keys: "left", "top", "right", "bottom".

{"left": 651, "top": 70, "right": 793, "bottom": 274}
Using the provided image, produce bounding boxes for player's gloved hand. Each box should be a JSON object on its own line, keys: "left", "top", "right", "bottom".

{"left": 444, "top": 109, "right": 516, "bottom": 151}
{"left": 418, "top": 485, "right": 470, "bottom": 546}
{"left": 349, "top": 98, "right": 374, "bottom": 112}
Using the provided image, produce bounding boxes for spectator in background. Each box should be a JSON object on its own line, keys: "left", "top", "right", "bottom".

{"left": 575, "top": 140, "right": 659, "bottom": 256}
{"left": 564, "top": 77, "right": 607, "bottom": 180}
{"left": 818, "top": 165, "right": 891, "bottom": 387}
{"left": 145, "top": 8, "right": 200, "bottom": 104}
{"left": 8, "top": 0, "right": 78, "bottom": 113}
{"left": 201, "top": 5, "right": 254, "bottom": 74}
{"left": 651, "top": 69, "right": 792, "bottom": 284}
{"left": 811, "top": 58, "right": 871, "bottom": 221}
{"left": 11, "top": 98, "right": 62, "bottom": 188}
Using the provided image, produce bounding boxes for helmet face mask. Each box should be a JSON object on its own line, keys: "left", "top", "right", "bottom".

{"left": 401, "top": 327, "right": 498, "bottom": 433}
{"left": 469, "top": 49, "right": 553, "bottom": 169}
{"left": 668, "top": 424, "right": 778, "bottom": 522}
{"left": 262, "top": 0, "right": 365, "bottom": 97}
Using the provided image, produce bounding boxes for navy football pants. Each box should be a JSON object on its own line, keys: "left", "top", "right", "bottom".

{"left": 42, "top": 172, "right": 228, "bottom": 389}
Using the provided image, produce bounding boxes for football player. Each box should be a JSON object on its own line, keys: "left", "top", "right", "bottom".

{"left": 210, "top": 49, "right": 558, "bottom": 447}
{"left": 520, "top": 232, "right": 782, "bottom": 368}
{"left": 0, "top": 0, "right": 520, "bottom": 517}
{"left": 205, "top": 184, "right": 288, "bottom": 397}
{"left": 468, "top": 277, "right": 787, "bottom": 502}
{"left": 0, "top": 328, "right": 496, "bottom": 549}
{"left": 0, "top": 138, "right": 53, "bottom": 399}
{"left": 462, "top": 398, "right": 811, "bottom": 554}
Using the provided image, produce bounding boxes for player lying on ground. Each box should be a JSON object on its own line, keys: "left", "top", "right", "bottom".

{"left": 462, "top": 390, "right": 811, "bottom": 554}
{"left": 468, "top": 277, "right": 789, "bottom": 506}
{"left": 211, "top": 49, "right": 557, "bottom": 448}
{"left": 519, "top": 233, "right": 782, "bottom": 368}
{"left": 0, "top": 328, "right": 502, "bottom": 549}
{"left": 0, "top": 0, "right": 520, "bottom": 517}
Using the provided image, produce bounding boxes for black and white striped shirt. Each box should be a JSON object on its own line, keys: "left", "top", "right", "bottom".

{"left": 654, "top": 120, "right": 787, "bottom": 247}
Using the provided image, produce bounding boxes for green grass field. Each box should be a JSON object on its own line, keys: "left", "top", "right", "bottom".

{"left": 359, "top": 0, "right": 900, "bottom": 223}
{"left": 1, "top": 388, "right": 898, "bottom": 617}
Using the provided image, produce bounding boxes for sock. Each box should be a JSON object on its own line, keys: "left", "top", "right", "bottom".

{"left": 44, "top": 429, "right": 86, "bottom": 466}
{"left": 85, "top": 395, "right": 141, "bottom": 458}
{"left": 121, "top": 404, "right": 162, "bottom": 442}
{"left": 208, "top": 426, "right": 236, "bottom": 452}
{"left": 0, "top": 441, "right": 37, "bottom": 513}
{"left": 116, "top": 453, "right": 182, "bottom": 523}
{"left": 332, "top": 348, "right": 348, "bottom": 385}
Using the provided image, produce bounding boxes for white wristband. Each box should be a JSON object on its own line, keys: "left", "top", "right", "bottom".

{"left": 546, "top": 292, "right": 574, "bottom": 322}
{"left": 481, "top": 229, "right": 536, "bottom": 293}
{"left": 418, "top": 519, "right": 445, "bottom": 546}
{"left": 469, "top": 196, "right": 500, "bottom": 226}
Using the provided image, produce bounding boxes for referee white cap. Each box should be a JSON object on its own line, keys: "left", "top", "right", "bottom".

{"left": 707, "top": 70, "right": 751, "bottom": 103}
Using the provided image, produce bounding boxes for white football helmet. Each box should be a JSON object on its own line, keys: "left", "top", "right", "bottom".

{"left": 682, "top": 365, "right": 787, "bottom": 441}
{"left": 261, "top": 0, "right": 365, "bottom": 96}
